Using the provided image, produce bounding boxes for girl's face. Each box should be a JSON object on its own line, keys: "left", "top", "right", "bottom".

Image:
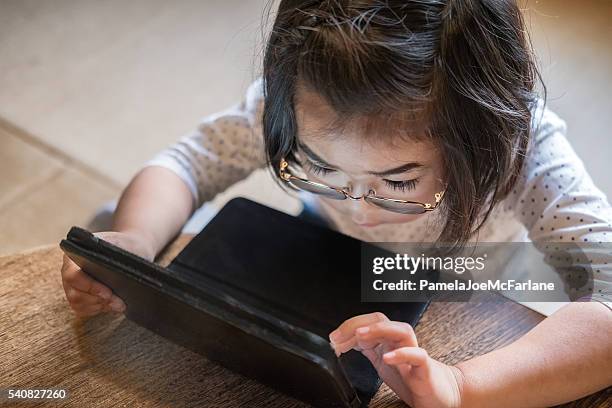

{"left": 294, "top": 86, "right": 445, "bottom": 228}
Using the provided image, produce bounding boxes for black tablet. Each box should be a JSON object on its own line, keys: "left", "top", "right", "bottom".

{"left": 60, "top": 197, "right": 430, "bottom": 407}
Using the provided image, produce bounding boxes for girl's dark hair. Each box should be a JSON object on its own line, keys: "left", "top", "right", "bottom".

{"left": 261, "top": 0, "right": 545, "bottom": 248}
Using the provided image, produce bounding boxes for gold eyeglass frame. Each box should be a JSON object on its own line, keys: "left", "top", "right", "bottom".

{"left": 279, "top": 158, "right": 445, "bottom": 214}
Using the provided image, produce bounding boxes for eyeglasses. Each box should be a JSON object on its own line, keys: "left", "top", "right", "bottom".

{"left": 279, "top": 158, "right": 445, "bottom": 215}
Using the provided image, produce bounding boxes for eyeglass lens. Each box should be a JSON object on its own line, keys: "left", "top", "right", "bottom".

{"left": 364, "top": 196, "right": 426, "bottom": 214}
{"left": 288, "top": 178, "right": 346, "bottom": 200}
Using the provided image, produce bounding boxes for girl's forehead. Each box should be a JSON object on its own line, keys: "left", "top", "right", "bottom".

{"left": 295, "top": 87, "right": 437, "bottom": 168}
{"left": 301, "top": 132, "right": 436, "bottom": 166}
{"left": 295, "top": 82, "right": 432, "bottom": 145}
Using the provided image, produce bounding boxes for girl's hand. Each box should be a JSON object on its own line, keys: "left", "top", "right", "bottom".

{"left": 329, "top": 312, "right": 464, "bottom": 408}
{"left": 60, "top": 230, "right": 155, "bottom": 318}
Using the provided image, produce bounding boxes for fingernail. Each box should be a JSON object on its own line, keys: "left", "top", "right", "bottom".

{"left": 329, "top": 330, "right": 341, "bottom": 343}
{"left": 356, "top": 327, "right": 370, "bottom": 335}
{"left": 110, "top": 300, "right": 124, "bottom": 312}
{"left": 384, "top": 351, "right": 396, "bottom": 359}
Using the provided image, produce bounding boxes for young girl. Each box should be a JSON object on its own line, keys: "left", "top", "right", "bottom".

{"left": 61, "top": 0, "right": 612, "bottom": 406}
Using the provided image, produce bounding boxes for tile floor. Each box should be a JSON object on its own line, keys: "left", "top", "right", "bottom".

{"left": 0, "top": 120, "right": 120, "bottom": 254}
{"left": 0, "top": 0, "right": 610, "bottom": 255}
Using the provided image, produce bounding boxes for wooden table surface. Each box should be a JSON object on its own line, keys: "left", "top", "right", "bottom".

{"left": 1, "top": 234, "right": 610, "bottom": 407}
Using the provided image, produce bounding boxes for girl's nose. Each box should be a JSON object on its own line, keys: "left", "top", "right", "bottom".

{"left": 344, "top": 182, "right": 378, "bottom": 224}
{"left": 350, "top": 200, "right": 378, "bottom": 225}
{"left": 345, "top": 181, "right": 369, "bottom": 199}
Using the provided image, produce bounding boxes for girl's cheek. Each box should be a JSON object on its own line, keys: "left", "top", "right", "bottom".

{"left": 377, "top": 211, "right": 422, "bottom": 225}
{"left": 319, "top": 197, "right": 355, "bottom": 216}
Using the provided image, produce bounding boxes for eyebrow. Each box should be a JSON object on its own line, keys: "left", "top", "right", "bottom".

{"left": 368, "top": 162, "right": 423, "bottom": 177}
{"left": 298, "top": 142, "right": 336, "bottom": 167}
{"left": 298, "top": 142, "right": 424, "bottom": 177}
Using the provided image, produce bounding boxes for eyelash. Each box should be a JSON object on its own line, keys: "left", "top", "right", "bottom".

{"left": 306, "top": 162, "right": 419, "bottom": 192}
{"left": 305, "top": 161, "right": 336, "bottom": 176}
{"left": 383, "top": 179, "right": 419, "bottom": 192}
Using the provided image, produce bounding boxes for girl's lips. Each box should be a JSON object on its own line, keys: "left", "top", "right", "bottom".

{"left": 355, "top": 222, "right": 380, "bottom": 228}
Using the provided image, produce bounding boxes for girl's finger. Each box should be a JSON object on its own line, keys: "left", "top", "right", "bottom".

{"left": 383, "top": 346, "right": 431, "bottom": 380}
{"left": 62, "top": 256, "right": 112, "bottom": 300}
{"left": 355, "top": 321, "right": 418, "bottom": 349}
{"left": 107, "top": 295, "right": 126, "bottom": 313}
{"left": 329, "top": 311, "right": 389, "bottom": 344}
{"left": 331, "top": 336, "right": 359, "bottom": 356}
{"left": 72, "top": 302, "right": 105, "bottom": 318}
{"left": 101, "top": 303, "right": 116, "bottom": 313}
{"left": 65, "top": 287, "right": 107, "bottom": 306}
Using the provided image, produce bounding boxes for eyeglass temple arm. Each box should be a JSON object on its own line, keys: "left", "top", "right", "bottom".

{"left": 279, "top": 159, "right": 290, "bottom": 180}
{"left": 422, "top": 191, "right": 444, "bottom": 210}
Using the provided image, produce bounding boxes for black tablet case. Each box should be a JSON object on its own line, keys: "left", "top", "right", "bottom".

{"left": 60, "top": 197, "right": 430, "bottom": 407}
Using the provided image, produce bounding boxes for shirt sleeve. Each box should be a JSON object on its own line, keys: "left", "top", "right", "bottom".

{"left": 140, "top": 77, "right": 267, "bottom": 210}
{"left": 505, "top": 99, "right": 612, "bottom": 309}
